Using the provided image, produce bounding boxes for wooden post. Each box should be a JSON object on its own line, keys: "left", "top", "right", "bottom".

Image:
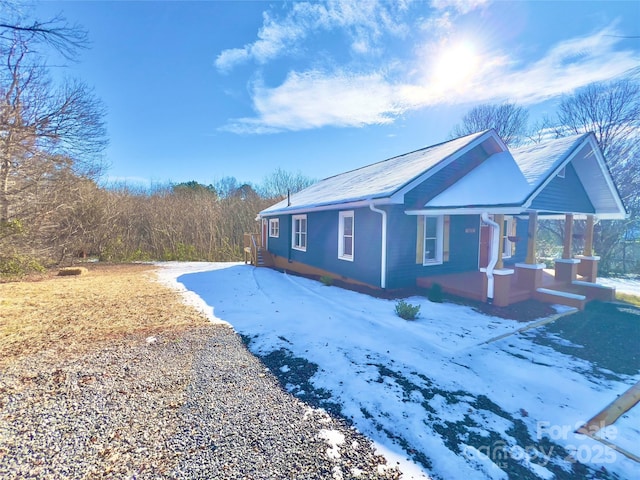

{"left": 525, "top": 211, "right": 538, "bottom": 264}
{"left": 494, "top": 214, "right": 504, "bottom": 269}
{"left": 583, "top": 215, "right": 594, "bottom": 256}
{"left": 563, "top": 213, "right": 574, "bottom": 259}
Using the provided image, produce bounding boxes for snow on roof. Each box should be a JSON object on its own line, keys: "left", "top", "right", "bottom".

{"left": 260, "top": 130, "right": 489, "bottom": 215}
{"left": 260, "top": 130, "right": 625, "bottom": 218}
{"left": 425, "top": 151, "right": 530, "bottom": 208}
{"left": 425, "top": 134, "right": 589, "bottom": 209}
{"left": 510, "top": 133, "right": 588, "bottom": 188}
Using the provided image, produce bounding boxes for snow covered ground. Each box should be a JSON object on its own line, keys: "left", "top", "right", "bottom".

{"left": 157, "top": 262, "right": 639, "bottom": 479}
{"left": 597, "top": 275, "right": 640, "bottom": 297}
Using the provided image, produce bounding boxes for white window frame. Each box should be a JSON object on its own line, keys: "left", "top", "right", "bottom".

{"left": 423, "top": 215, "right": 444, "bottom": 266}
{"left": 269, "top": 218, "right": 280, "bottom": 238}
{"left": 557, "top": 166, "right": 566, "bottom": 178}
{"left": 502, "top": 216, "right": 514, "bottom": 259}
{"left": 338, "top": 211, "right": 354, "bottom": 261}
{"left": 292, "top": 214, "right": 307, "bottom": 252}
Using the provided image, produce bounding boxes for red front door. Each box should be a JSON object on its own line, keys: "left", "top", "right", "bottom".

{"left": 262, "top": 219, "right": 267, "bottom": 249}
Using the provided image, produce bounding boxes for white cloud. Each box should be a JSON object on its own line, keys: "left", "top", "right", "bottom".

{"left": 221, "top": 70, "right": 406, "bottom": 133}
{"left": 214, "top": 1, "right": 410, "bottom": 73}
{"left": 221, "top": 25, "right": 640, "bottom": 134}
{"left": 430, "top": 0, "right": 491, "bottom": 14}
{"left": 465, "top": 27, "right": 640, "bottom": 105}
{"left": 215, "top": 47, "right": 251, "bottom": 73}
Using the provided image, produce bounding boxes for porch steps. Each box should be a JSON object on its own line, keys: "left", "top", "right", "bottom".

{"left": 534, "top": 288, "right": 586, "bottom": 310}
{"left": 256, "top": 248, "right": 266, "bottom": 266}
{"left": 571, "top": 280, "right": 616, "bottom": 302}
{"left": 255, "top": 248, "right": 274, "bottom": 267}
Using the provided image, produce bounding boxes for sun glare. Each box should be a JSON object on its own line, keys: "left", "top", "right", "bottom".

{"left": 433, "top": 41, "right": 480, "bottom": 91}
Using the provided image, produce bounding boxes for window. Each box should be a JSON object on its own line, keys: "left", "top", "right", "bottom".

{"left": 557, "top": 166, "right": 566, "bottom": 178}
{"left": 292, "top": 214, "right": 307, "bottom": 251}
{"left": 501, "top": 216, "right": 515, "bottom": 259}
{"left": 423, "top": 216, "right": 444, "bottom": 265}
{"left": 269, "top": 218, "right": 279, "bottom": 238}
{"left": 338, "top": 211, "right": 354, "bottom": 261}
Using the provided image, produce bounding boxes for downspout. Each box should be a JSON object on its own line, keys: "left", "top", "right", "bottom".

{"left": 369, "top": 203, "right": 387, "bottom": 289}
{"left": 481, "top": 212, "right": 500, "bottom": 304}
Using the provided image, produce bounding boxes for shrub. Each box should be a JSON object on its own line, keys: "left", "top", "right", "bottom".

{"left": 0, "top": 254, "right": 45, "bottom": 277}
{"left": 395, "top": 299, "right": 420, "bottom": 320}
{"left": 428, "top": 283, "right": 443, "bottom": 303}
{"left": 319, "top": 275, "right": 333, "bottom": 286}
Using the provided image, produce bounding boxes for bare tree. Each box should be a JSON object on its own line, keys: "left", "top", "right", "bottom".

{"left": 260, "top": 167, "right": 315, "bottom": 199}
{"left": 0, "top": 31, "right": 107, "bottom": 224}
{"left": 547, "top": 78, "right": 640, "bottom": 273}
{"left": 1, "top": 2, "right": 87, "bottom": 60}
{"left": 0, "top": 10, "right": 107, "bottom": 271}
{"left": 451, "top": 103, "right": 529, "bottom": 147}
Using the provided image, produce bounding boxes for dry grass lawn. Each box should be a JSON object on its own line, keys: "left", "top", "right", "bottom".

{"left": 0, "top": 263, "right": 210, "bottom": 368}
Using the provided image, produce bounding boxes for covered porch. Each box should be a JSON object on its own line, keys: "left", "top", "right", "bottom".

{"left": 418, "top": 211, "right": 615, "bottom": 310}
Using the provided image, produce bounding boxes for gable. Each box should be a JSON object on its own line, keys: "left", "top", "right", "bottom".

{"left": 522, "top": 134, "right": 626, "bottom": 219}
{"left": 404, "top": 135, "right": 504, "bottom": 208}
{"left": 260, "top": 130, "right": 626, "bottom": 220}
{"left": 530, "top": 162, "right": 595, "bottom": 214}
{"left": 416, "top": 151, "right": 529, "bottom": 210}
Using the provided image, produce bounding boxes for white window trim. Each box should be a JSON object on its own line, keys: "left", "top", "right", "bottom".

{"left": 269, "top": 218, "right": 279, "bottom": 238}
{"left": 423, "top": 215, "right": 444, "bottom": 266}
{"left": 338, "top": 211, "right": 354, "bottom": 261}
{"left": 502, "top": 216, "right": 514, "bottom": 259}
{"left": 292, "top": 214, "right": 307, "bottom": 252}
{"left": 557, "top": 166, "right": 566, "bottom": 178}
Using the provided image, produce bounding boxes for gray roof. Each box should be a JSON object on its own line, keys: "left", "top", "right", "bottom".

{"left": 260, "top": 130, "right": 626, "bottom": 219}
{"left": 261, "top": 130, "right": 489, "bottom": 215}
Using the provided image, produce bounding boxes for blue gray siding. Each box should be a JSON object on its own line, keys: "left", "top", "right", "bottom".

{"left": 264, "top": 208, "right": 382, "bottom": 286}
{"left": 386, "top": 211, "right": 481, "bottom": 289}
{"left": 265, "top": 215, "right": 290, "bottom": 257}
{"left": 530, "top": 162, "right": 594, "bottom": 213}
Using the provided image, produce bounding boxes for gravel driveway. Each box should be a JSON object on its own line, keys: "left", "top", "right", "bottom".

{"left": 0, "top": 325, "right": 400, "bottom": 479}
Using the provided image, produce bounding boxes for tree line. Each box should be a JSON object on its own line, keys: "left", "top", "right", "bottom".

{"left": 2, "top": 5, "right": 637, "bottom": 276}
{"left": 0, "top": 7, "right": 313, "bottom": 275}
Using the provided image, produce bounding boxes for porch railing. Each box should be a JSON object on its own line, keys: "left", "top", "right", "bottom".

{"left": 243, "top": 233, "right": 262, "bottom": 265}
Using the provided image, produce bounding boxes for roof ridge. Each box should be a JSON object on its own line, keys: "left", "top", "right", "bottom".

{"left": 318, "top": 129, "right": 492, "bottom": 183}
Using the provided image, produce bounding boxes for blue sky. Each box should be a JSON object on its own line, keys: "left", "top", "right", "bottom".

{"left": 31, "top": 0, "right": 640, "bottom": 188}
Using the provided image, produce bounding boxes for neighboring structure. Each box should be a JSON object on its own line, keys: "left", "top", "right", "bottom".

{"left": 252, "top": 130, "right": 627, "bottom": 309}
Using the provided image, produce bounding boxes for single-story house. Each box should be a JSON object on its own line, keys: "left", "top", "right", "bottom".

{"left": 251, "top": 129, "right": 627, "bottom": 309}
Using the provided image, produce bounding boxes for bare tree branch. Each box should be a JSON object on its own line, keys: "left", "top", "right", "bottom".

{"left": 451, "top": 103, "right": 529, "bottom": 147}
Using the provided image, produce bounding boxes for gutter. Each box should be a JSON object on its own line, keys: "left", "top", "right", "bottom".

{"left": 260, "top": 197, "right": 397, "bottom": 218}
{"left": 369, "top": 202, "right": 387, "bottom": 289}
{"left": 480, "top": 212, "right": 500, "bottom": 303}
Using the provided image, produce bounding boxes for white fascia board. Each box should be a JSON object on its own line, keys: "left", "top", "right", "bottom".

{"left": 524, "top": 212, "right": 625, "bottom": 220}
{"left": 258, "top": 197, "right": 396, "bottom": 218}
{"left": 523, "top": 134, "right": 626, "bottom": 218}
{"left": 582, "top": 135, "right": 627, "bottom": 216}
{"left": 588, "top": 212, "right": 627, "bottom": 220}
{"left": 389, "top": 130, "right": 506, "bottom": 204}
{"left": 405, "top": 206, "right": 524, "bottom": 216}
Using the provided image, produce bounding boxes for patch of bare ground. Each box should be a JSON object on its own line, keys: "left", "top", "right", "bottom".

{"left": 0, "top": 263, "right": 399, "bottom": 479}
{"left": 0, "top": 263, "right": 209, "bottom": 367}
